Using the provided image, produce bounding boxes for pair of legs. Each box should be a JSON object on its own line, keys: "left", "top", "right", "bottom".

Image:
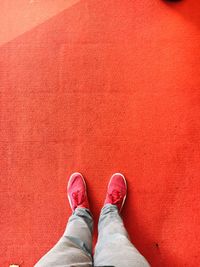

{"left": 35, "top": 173, "right": 150, "bottom": 267}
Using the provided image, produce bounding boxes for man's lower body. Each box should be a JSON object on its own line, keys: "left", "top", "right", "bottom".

{"left": 34, "top": 173, "right": 150, "bottom": 267}
{"left": 34, "top": 207, "right": 93, "bottom": 267}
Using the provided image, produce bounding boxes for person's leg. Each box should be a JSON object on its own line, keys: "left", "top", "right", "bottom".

{"left": 35, "top": 172, "right": 93, "bottom": 267}
{"left": 94, "top": 173, "right": 150, "bottom": 267}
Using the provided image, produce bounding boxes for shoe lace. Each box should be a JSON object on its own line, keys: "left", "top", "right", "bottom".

{"left": 72, "top": 190, "right": 83, "bottom": 205}
{"left": 109, "top": 189, "right": 122, "bottom": 204}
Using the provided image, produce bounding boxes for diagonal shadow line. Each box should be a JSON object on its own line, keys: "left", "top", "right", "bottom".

{"left": 0, "top": 0, "right": 82, "bottom": 48}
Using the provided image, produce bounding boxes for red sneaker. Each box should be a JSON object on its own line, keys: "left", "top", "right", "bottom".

{"left": 104, "top": 173, "right": 127, "bottom": 212}
{"left": 67, "top": 172, "right": 89, "bottom": 211}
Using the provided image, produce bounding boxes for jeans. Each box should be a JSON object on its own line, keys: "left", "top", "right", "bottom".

{"left": 34, "top": 204, "right": 150, "bottom": 267}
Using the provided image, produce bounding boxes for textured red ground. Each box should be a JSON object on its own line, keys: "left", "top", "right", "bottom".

{"left": 0, "top": 0, "right": 200, "bottom": 266}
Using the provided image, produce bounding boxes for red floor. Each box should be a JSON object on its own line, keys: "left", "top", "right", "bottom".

{"left": 0, "top": 0, "right": 200, "bottom": 266}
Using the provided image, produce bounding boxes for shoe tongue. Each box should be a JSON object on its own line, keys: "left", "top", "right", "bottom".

{"left": 72, "top": 190, "right": 84, "bottom": 206}
{"left": 111, "top": 190, "right": 122, "bottom": 203}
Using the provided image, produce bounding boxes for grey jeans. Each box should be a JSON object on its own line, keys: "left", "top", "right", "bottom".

{"left": 35, "top": 204, "right": 150, "bottom": 267}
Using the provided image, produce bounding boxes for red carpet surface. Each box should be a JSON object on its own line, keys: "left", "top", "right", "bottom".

{"left": 0, "top": 0, "right": 200, "bottom": 266}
